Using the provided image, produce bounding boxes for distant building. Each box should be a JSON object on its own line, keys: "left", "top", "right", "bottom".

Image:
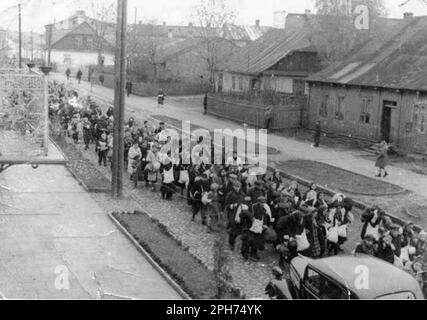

{"left": 155, "top": 37, "right": 238, "bottom": 84}
{"left": 221, "top": 21, "right": 272, "bottom": 47}
{"left": 132, "top": 20, "right": 271, "bottom": 48}
{"left": 219, "top": 25, "right": 321, "bottom": 95}
{"left": 45, "top": 10, "right": 115, "bottom": 74}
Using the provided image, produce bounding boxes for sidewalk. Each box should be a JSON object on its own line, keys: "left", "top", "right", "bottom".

{"left": 0, "top": 162, "right": 182, "bottom": 299}
{"left": 54, "top": 74, "right": 427, "bottom": 199}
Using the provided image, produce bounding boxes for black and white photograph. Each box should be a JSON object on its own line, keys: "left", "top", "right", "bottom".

{"left": 0, "top": 0, "right": 427, "bottom": 306}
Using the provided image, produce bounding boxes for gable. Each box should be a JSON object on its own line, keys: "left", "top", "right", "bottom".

{"left": 51, "top": 22, "right": 114, "bottom": 53}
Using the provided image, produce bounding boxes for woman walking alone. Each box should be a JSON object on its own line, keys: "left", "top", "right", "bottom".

{"left": 375, "top": 140, "right": 389, "bottom": 178}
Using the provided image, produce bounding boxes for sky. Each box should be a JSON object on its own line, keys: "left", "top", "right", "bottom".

{"left": 1, "top": 0, "right": 427, "bottom": 32}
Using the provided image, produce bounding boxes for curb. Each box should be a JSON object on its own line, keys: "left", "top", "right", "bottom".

{"left": 64, "top": 164, "right": 111, "bottom": 193}
{"left": 108, "top": 212, "right": 192, "bottom": 300}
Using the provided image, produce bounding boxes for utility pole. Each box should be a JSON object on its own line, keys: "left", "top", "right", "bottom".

{"left": 18, "top": 3, "right": 22, "bottom": 68}
{"left": 112, "top": 0, "right": 128, "bottom": 198}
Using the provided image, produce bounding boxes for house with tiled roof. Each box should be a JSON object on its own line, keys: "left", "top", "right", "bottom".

{"left": 218, "top": 19, "right": 322, "bottom": 96}
{"left": 306, "top": 14, "right": 427, "bottom": 154}
{"left": 45, "top": 10, "right": 116, "bottom": 74}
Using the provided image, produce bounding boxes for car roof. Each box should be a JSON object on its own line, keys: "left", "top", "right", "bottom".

{"left": 309, "top": 254, "right": 422, "bottom": 299}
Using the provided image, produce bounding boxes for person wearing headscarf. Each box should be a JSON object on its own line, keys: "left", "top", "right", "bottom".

{"left": 375, "top": 140, "right": 389, "bottom": 178}
{"left": 96, "top": 131, "right": 109, "bottom": 167}
{"left": 190, "top": 172, "right": 211, "bottom": 222}
{"left": 246, "top": 196, "right": 270, "bottom": 261}
{"left": 145, "top": 144, "right": 161, "bottom": 191}
{"left": 354, "top": 234, "right": 376, "bottom": 256}
{"left": 225, "top": 181, "right": 245, "bottom": 251}
{"left": 128, "top": 140, "right": 142, "bottom": 178}
{"left": 160, "top": 152, "right": 175, "bottom": 200}
{"left": 201, "top": 183, "right": 221, "bottom": 232}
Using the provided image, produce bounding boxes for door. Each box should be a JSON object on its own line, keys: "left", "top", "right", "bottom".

{"left": 381, "top": 100, "right": 396, "bottom": 142}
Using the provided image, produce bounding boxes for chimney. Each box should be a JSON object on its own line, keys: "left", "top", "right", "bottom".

{"left": 188, "top": 22, "right": 193, "bottom": 27}
{"left": 163, "top": 22, "right": 166, "bottom": 26}
{"left": 76, "top": 10, "right": 85, "bottom": 16}
{"left": 273, "top": 10, "right": 287, "bottom": 29}
{"left": 255, "top": 19, "right": 260, "bottom": 27}
{"left": 404, "top": 12, "right": 414, "bottom": 19}
{"left": 139, "top": 20, "right": 142, "bottom": 24}
{"left": 305, "top": 10, "right": 311, "bottom": 15}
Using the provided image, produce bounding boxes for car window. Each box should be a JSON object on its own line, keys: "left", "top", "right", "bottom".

{"left": 305, "top": 268, "right": 351, "bottom": 299}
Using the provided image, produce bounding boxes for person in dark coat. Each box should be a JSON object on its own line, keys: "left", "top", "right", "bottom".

{"left": 158, "top": 91, "right": 165, "bottom": 108}
{"left": 190, "top": 173, "right": 210, "bottom": 222}
{"left": 99, "top": 74, "right": 105, "bottom": 86}
{"left": 76, "top": 70, "right": 83, "bottom": 84}
{"left": 126, "top": 80, "right": 133, "bottom": 97}
{"left": 96, "top": 132, "right": 109, "bottom": 166}
{"left": 82, "top": 117, "right": 92, "bottom": 150}
{"left": 314, "top": 120, "right": 321, "bottom": 148}
{"left": 65, "top": 68, "right": 71, "bottom": 81}
{"left": 354, "top": 234, "right": 376, "bottom": 256}
{"left": 264, "top": 106, "right": 273, "bottom": 132}
{"left": 225, "top": 181, "right": 245, "bottom": 251}
{"left": 238, "top": 196, "right": 254, "bottom": 260}
{"left": 106, "top": 107, "right": 114, "bottom": 119}
{"left": 247, "top": 196, "right": 269, "bottom": 261}
{"left": 376, "top": 235, "right": 395, "bottom": 264}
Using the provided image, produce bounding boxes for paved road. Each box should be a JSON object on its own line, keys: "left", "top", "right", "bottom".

{"left": 0, "top": 163, "right": 182, "bottom": 299}
{"left": 54, "top": 74, "right": 427, "bottom": 199}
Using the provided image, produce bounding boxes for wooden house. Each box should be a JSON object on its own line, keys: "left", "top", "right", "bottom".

{"left": 306, "top": 15, "right": 427, "bottom": 154}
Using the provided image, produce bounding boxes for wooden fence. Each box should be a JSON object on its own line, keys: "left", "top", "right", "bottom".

{"left": 207, "top": 94, "right": 305, "bottom": 130}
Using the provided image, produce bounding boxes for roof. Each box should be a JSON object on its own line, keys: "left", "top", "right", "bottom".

{"left": 310, "top": 255, "right": 422, "bottom": 299}
{"left": 48, "top": 11, "right": 116, "bottom": 47}
{"left": 134, "top": 24, "right": 219, "bottom": 39}
{"left": 222, "top": 23, "right": 272, "bottom": 42}
{"left": 49, "top": 21, "right": 116, "bottom": 53}
{"left": 155, "top": 37, "right": 238, "bottom": 69}
{"left": 155, "top": 38, "right": 204, "bottom": 63}
{"left": 308, "top": 16, "right": 427, "bottom": 91}
{"left": 222, "top": 27, "right": 314, "bottom": 75}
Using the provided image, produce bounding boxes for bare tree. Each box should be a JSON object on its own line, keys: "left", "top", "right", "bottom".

{"left": 194, "top": 0, "right": 236, "bottom": 91}
{"left": 88, "top": 0, "right": 117, "bottom": 67}
{"left": 309, "top": 0, "right": 387, "bottom": 65}
{"left": 127, "top": 19, "right": 161, "bottom": 81}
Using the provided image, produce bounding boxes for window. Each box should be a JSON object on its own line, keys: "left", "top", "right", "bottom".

{"left": 238, "top": 77, "right": 243, "bottom": 91}
{"left": 360, "top": 97, "right": 372, "bottom": 124}
{"left": 304, "top": 268, "right": 352, "bottom": 300}
{"left": 335, "top": 96, "right": 345, "bottom": 121}
{"left": 319, "top": 95, "right": 328, "bottom": 118}
{"left": 413, "top": 104, "right": 426, "bottom": 134}
{"left": 232, "top": 76, "right": 236, "bottom": 90}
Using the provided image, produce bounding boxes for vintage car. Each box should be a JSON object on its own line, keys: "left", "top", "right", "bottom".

{"left": 283, "top": 254, "right": 424, "bottom": 300}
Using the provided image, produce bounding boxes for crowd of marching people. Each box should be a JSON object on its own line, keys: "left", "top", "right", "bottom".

{"left": 47, "top": 81, "right": 427, "bottom": 293}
